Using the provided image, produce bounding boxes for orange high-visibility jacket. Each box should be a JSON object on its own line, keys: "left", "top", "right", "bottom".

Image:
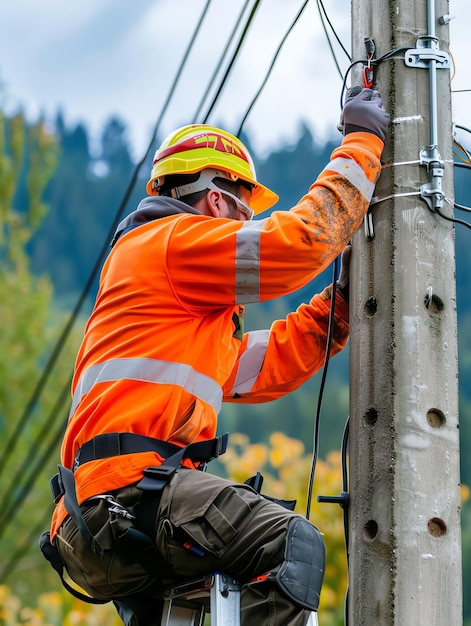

{"left": 51, "top": 132, "right": 383, "bottom": 538}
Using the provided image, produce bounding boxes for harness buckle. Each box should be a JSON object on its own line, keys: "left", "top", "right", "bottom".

{"left": 136, "top": 464, "right": 178, "bottom": 492}
{"left": 142, "top": 465, "right": 175, "bottom": 479}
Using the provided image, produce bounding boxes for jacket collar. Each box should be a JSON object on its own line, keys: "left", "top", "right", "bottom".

{"left": 111, "top": 196, "right": 202, "bottom": 247}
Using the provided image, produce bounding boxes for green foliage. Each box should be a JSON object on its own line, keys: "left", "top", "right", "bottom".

{"left": 28, "top": 113, "right": 140, "bottom": 296}
{"left": 0, "top": 584, "right": 121, "bottom": 626}
{"left": 222, "top": 433, "right": 347, "bottom": 625}
{"left": 0, "top": 112, "right": 57, "bottom": 429}
{"left": 0, "top": 111, "right": 84, "bottom": 604}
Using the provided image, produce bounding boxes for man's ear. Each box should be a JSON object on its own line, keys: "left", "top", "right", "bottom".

{"left": 206, "top": 189, "right": 222, "bottom": 217}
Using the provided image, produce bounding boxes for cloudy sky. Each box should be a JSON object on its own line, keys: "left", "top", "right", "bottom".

{"left": 0, "top": 0, "right": 469, "bottom": 161}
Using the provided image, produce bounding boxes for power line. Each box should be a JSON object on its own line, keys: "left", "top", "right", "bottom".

{"left": 236, "top": 0, "right": 310, "bottom": 137}
{"left": 0, "top": 506, "right": 53, "bottom": 584}
{"left": 305, "top": 259, "right": 338, "bottom": 520}
{"left": 316, "top": 0, "right": 351, "bottom": 62}
{"left": 192, "top": 0, "right": 253, "bottom": 122}
{"left": 202, "top": 0, "right": 262, "bottom": 123}
{"left": 315, "top": 0, "right": 350, "bottom": 79}
{"left": 0, "top": 374, "right": 71, "bottom": 541}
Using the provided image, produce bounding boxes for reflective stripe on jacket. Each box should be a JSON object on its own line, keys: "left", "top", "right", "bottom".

{"left": 51, "top": 132, "right": 383, "bottom": 538}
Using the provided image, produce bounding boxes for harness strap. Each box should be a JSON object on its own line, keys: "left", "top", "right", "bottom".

{"left": 50, "top": 433, "right": 228, "bottom": 503}
{"left": 42, "top": 433, "right": 228, "bottom": 606}
{"left": 58, "top": 464, "right": 106, "bottom": 557}
{"left": 75, "top": 431, "right": 228, "bottom": 468}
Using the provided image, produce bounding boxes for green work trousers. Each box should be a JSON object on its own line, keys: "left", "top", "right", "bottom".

{"left": 57, "top": 468, "right": 313, "bottom": 626}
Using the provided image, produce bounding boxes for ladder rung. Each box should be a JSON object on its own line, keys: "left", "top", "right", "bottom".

{"left": 161, "top": 572, "right": 319, "bottom": 626}
{"left": 161, "top": 573, "right": 240, "bottom": 626}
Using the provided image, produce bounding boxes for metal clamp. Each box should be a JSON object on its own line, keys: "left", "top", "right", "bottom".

{"left": 419, "top": 146, "right": 445, "bottom": 211}
{"left": 405, "top": 36, "right": 451, "bottom": 69}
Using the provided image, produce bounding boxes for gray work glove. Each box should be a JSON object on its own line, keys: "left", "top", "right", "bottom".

{"left": 338, "top": 86, "right": 390, "bottom": 142}
{"left": 336, "top": 245, "right": 351, "bottom": 303}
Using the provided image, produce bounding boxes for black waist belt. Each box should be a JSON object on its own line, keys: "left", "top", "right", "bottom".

{"left": 50, "top": 432, "right": 228, "bottom": 504}
{"left": 74, "top": 432, "right": 227, "bottom": 468}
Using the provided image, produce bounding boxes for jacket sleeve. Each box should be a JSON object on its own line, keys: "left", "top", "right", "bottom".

{"left": 222, "top": 288, "right": 349, "bottom": 403}
{"left": 167, "top": 132, "right": 383, "bottom": 312}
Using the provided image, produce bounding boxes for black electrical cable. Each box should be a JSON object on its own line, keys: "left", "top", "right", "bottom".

{"left": 454, "top": 161, "right": 471, "bottom": 171}
{"left": 455, "top": 123, "right": 471, "bottom": 135}
{"left": 314, "top": 0, "right": 345, "bottom": 79}
{"left": 236, "top": 0, "right": 309, "bottom": 137}
{"left": 339, "top": 47, "right": 410, "bottom": 107}
{"left": 0, "top": 375, "right": 71, "bottom": 540}
{"left": 339, "top": 59, "right": 365, "bottom": 107}
{"left": 192, "top": 0, "right": 252, "bottom": 122}
{"left": 0, "top": 506, "right": 53, "bottom": 584}
{"left": 202, "top": 0, "right": 262, "bottom": 123}
{"left": 436, "top": 206, "right": 471, "bottom": 230}
{"left": 316, "top": 0, "right": 351, "bottom": 62}
{"left": 305, "top": 257, "right": 339, "bottom": 520}
{"left": 455, "top": 201, "right": 471, "bottom": 213}
{"left": 317, "top": 0, "right": 342, "bottom": 78}
{"left": 341, "top": 417, "right": 350, "bottom": 553}
{"left": 0, "top": 0, "right": 214, "bottom": 480}
{"left": 341, "top": 417, "right": 350, "bottom": 626}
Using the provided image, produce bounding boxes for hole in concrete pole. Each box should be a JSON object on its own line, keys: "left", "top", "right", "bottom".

{"left": 363, "top": 519, "right": 378, "bottom": 540}
{"left": 426, "top": 408, "right": 446, "bottom": 428}
{"left": 424, "top": 292, "right": 444, "bottom": 313}
{"left": 427, "top": 517, "right": 447, "bottom": 537}
{"left": 364, "top": 297, "right": 378, "bottom": 317}
{"left": 364, "top": 407, "right": 378, "bottom": 426}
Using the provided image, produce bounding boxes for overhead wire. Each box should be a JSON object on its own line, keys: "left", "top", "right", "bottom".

{"left": 437, "top": 204, "right": 471, "bottom": 230}
{"left": 314, "top": 0, "right": 348, "bottom": 79}
{"left": 0, "top": 375, "right": 72, "bottom": 541}
{"left": 0, "top": 507, "right": 53, "bottom": 584}
{"left": 305, "top": 260, "right": 339, "bottom": 520}
{"left": 236, "top": 0, "right": 309, "bottom": 137}
{"left": 315, "top": 0, "right": 351, "bottom": 62}
{"left": 192, "top": 0, "right": 252, "bottom": 122}
{"left": 202, "top": 0, "right": 262, "bottom": 123}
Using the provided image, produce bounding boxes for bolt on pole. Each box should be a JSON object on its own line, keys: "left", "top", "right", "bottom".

{"left": 348, "top": 0, "right": 462, "bottom": 624}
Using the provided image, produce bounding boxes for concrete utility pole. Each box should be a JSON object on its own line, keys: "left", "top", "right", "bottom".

{"left": 348, "top": 0, "right": 462, "bottom": 624}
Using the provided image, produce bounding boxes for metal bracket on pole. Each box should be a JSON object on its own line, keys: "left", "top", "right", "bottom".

{"left": 419, "top": 145, "right": 445, "bottom": 211}
{"left": 404, "top": 36, "right": 450, "bottom": 69}
{"left": 404, "top": 17, "right": 449, "bottom": 211}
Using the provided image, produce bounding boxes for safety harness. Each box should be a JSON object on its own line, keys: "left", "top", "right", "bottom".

{"left": 40, "top": 432, "right": 228, "bottom": 605}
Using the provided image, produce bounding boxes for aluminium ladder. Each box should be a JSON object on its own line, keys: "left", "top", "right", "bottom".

{"left": 160, "top": 572, "right": 319, "bottom": 626}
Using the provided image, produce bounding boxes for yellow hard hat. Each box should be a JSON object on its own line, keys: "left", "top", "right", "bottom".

{"left": 146, "top": 124, "right": 278, "bottom": 215}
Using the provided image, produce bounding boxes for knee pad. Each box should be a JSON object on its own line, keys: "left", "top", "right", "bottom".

{"left": 272, "top": 516, "right": 325, "bottom": 611}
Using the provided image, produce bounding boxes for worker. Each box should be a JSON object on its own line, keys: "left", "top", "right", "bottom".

{"left": 42, "top": 86, "right": 389, "bottom": 626}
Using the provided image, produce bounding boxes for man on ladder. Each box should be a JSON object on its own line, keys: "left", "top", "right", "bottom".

{"left": 41, "top": 87, "right": 389, "bottom": 626}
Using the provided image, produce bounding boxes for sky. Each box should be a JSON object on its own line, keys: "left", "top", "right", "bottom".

{"left": 0, "top": 0, "right": 469, "bottom": 162}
